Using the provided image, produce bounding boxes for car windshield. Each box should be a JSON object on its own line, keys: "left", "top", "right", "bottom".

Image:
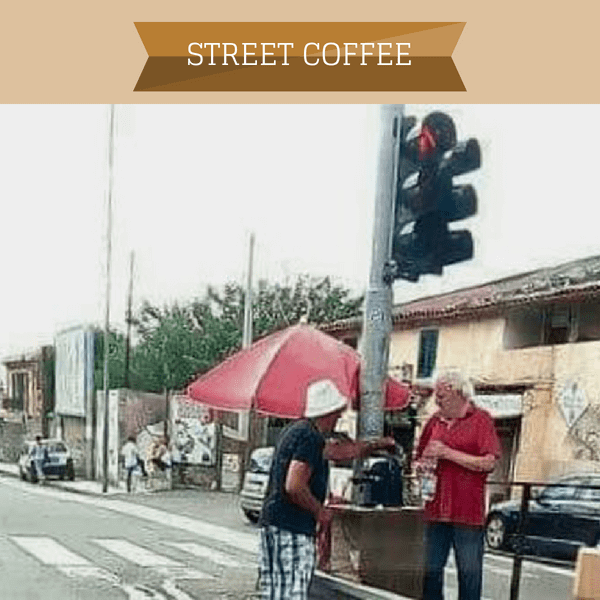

{"left": 579, "top": 478, "right": 600, "bottom": 501}
{"left": 540, "top": 481, "right": 578, "bottom": 501}
{"left": 47, "top": 442, "right": 67, "bottom": 453}
{"left": 249, "top": 449, "right": 273, "bottom": 474}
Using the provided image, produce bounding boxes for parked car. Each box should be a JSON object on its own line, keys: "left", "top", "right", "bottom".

{"left": 485, "top": 473, "right": 600, "bottom": 561}
{"left": 240, "top": 446, "right": 274, "bottom": 523}
{"left": 17, "top": 439, "right": 75, "bottom": 483}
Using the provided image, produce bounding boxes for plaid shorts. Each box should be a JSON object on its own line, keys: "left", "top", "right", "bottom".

{"left": 259, "top": 525, "right": 316, "bottom": 600}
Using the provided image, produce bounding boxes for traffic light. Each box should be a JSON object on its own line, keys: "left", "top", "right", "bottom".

{"left": 391, "top": 111, "right": 481, "bottom": 282}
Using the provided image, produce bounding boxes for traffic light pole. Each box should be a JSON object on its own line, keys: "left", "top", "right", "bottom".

{"left": 359, "top": 105, "right": 404, "bottom": 440}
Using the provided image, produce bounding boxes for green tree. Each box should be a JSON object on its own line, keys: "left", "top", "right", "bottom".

{"left": 93, "top": 328, "right": 128, "bottom": 390}
{"left": 131, "top": 302, "right": 202, "bottom": 394}
{"left": 130, "top": 276, "right": 364, "bottom": 393}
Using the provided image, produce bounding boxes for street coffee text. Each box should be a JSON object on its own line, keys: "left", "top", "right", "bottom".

{"left": 187, "top": 42, "right": 411, "bottom": 67}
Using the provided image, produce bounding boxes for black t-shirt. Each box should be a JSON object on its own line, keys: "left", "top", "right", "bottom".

{"left": 259, "top": 419, "right": 329, "bottom": 536}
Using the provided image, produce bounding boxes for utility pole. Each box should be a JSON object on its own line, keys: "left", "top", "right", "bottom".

{"left": 102, "top": 104, "right": 116, "bottom": 494}
{"left": 124, "top": 251, "right": 135, "bottom": 389}
{"left": 242, "top": 232, "right": 256, "bottom": 479}
{"left": 218, "top": 232, "right": 255, "bottom": 492}
{"left": 243, "top": 232, "right": 254, "bottom": 350}
{"left": 359, "top": 105, "right": 404, "bottom": 441}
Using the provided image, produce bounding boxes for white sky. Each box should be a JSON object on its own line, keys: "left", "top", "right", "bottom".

{"left": 1, "top": 104, "right": 599, "bottom": 380}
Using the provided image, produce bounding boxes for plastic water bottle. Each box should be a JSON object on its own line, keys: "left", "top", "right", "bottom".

{"left": 420, "top": 458, "right": 438, "bottom": 504}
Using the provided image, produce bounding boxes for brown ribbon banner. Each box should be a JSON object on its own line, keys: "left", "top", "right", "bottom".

{"left": 134, "top": 22, "right": 466, "bottom": 92}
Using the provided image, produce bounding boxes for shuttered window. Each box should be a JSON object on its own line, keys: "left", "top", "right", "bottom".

{"left": 417, "top": 329, "right": 439, "bottom": 379}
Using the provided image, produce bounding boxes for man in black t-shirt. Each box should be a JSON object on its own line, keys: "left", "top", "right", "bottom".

{"left": 258, "top": 379, "right": 396, "bottom": 600}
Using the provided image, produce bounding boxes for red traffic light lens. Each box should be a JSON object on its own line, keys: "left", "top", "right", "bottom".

{"left": 418, "top": 125, "right": 437, "bottom": 160}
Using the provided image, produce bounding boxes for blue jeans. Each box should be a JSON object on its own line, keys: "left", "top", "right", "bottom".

{"left": 422, "top": 522, "right": 484, "bottom": 600}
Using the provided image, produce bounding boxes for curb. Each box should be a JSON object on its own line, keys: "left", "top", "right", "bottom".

{"left": 0, "top": 464, "right": 125, "bottom": 497}
{"left": 312, "top": 571, "right": 412, "bottom": 600}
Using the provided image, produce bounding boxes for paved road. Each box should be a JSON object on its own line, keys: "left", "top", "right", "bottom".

{"left": 0, "top": 472, "right": 577, "bottom": 600}
{"left": 444, "top": 552, "right": 574, "bottom": 600}
{"left": 0, "top": 476, "right": 260, "bottom": 599}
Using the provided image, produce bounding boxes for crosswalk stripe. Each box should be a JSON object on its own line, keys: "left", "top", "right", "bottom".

{"left": 94, "top": 539, "right": 181, "bottom": 567}
{"left": 11, "top": 536, "right": 91, "bottom": 566}
{"left": 165, "top": 541, "right": 254, "bottom": 568}
{"left": 10, "top": 536, "right": 118, "bottom": 583}
{"left": 94, "top": 538, "right": 213, "bottom": 580}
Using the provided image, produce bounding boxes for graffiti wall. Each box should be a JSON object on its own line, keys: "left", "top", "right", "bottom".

{"left": 571, "top": 403, "right": 600, "bottom": 462}
{"left": 170, "top": 394, "right": 216, "bottom": 466}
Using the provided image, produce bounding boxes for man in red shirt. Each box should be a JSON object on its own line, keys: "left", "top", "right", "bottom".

{"left": 415, "top": 369, "right": 501, "bottom": 600}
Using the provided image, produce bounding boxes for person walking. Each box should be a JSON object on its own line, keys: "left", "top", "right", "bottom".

{"left": 415, "top": 369, "right": 501, "bottom": 600}
{"left": 30, "top": 435, "right": 48, "bottom": 484}
{"left": 120, "top": 436, "right": 144, "bottom": 493}
{"left": 258, "top": 384, "right": 396, "bottom": 600}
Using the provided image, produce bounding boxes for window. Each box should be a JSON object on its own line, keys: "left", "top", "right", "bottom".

{"left": 541, "top": 479, "right": 579, "bottom": 501}
{"left": 11, "top": 372, "right": 29, "bottom": 412}
{"left": 503, "top": 302, "right": 600, "bottom": 349}
{"left": 222, "top": 410, "right": 249, "bottom": 441}
{"left": 579, "top": 478, "right": 600, "bottom": 502}
{"left": 577, "top": 302, "right": 600, "bottom": 342}
{"left": 542, "top": 305, "right": 572, "bottom": 345}
{"left": 417, "top": 329, "right": 439, "bottom": 379}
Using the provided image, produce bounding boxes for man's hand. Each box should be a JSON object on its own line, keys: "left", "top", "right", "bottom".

{"left": 422, "top": 441, "right": 497, "bottom": 472}
{"left": 375, "top": 436, "right": 397, "bottom": 452}
{"left": 316, "top": 506, "right": 333, "bottom": 532}
{"left": 422, "top": 440, "right": 450, "bottom": 460}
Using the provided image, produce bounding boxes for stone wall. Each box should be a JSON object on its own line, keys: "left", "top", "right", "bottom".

{"left": 0, "top": 420, "right": 26, "bottom": 462}
{"left": 61, "top": 416, "right": 87, "bottom": 477}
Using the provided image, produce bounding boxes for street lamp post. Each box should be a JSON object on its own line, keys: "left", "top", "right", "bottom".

{"left": 102, "top": 104, "right": 116, "bottom": 494}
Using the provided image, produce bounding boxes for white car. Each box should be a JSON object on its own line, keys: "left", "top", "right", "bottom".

{"left": 240, "top": 447, "right": 274, "bottom": 523}
{"left": 18, "top": 439, "right": 75, "bottom": 483}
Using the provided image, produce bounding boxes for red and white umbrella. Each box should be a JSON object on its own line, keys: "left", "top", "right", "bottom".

{"left": 186, "top": 323, "right": 411, "bottom": 419}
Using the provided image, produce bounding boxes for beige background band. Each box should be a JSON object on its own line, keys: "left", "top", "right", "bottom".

{"left": 1, "top": 1, "right": 598, "bottom": 102}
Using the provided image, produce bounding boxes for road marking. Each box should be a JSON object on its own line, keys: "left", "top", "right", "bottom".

{"left": 8, "top": 533, "right": 200, "bottom": 598}
{"left": 94, "top": 538, "right": 212, "bottom": 579}
{"left": 162, "top": 579, "right": 196, "bottom": 600}
{"left": 10, "top": 536, "right": 117, "bottom": 582}
{"left": 446, "top": 552, "right": 575, "bottom": 580}
{"left": 165, "top": 541, "right": 255, "bottom": 568}
{"left": 485, "top": 553, "right": 575, "bottom": 578}
{"left": 11, "top": 536, "right": 91, "bottom": 565}
{"left": 0, "top": 478, "right": 257, "bottom": 555}
{"left": 95, "top": 539, "right": 181, "bottom": 567}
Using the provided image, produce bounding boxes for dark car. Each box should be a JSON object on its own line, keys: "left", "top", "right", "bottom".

{"left": 17, "top": 439, "right": 75, "bottom": 483}
{"left": 485, "top": 473, "right": 600, "bottom": 561}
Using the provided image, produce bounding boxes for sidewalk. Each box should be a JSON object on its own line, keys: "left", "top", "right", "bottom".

{"left": 0, "top": 460, "right": 128, "bottom": 495}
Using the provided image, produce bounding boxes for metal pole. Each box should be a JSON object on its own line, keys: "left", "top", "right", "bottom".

{"left": 102, "top": 104, "right": 116, "bottom": 494}
{"left": 243, "top": 232, "right": 254, "bottom": 349}
{"left": 359, "top": 105, "right": 404, "bottom": 440}
{"left": 509, "top": 482, "right": 531, "bottom": 600}
{"left": 124, "top": 251, "right": 134, "bottom": 389}
{"left": 242, "top": 233, "right": 256, "bottom": 479}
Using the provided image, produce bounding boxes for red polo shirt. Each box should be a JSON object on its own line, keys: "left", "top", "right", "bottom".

{"left": 415, "top": 403, "right": 501, "bottom": 527}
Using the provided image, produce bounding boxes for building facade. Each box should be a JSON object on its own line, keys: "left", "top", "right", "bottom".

{"left": 324, "top": 255, "right": 600, "bottom": 500}
{"left": 2, "top": 346, "right": 54, "bottom": 438}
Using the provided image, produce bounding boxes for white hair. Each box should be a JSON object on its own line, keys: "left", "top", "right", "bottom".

{"left": 433, "top": 368, "right": 474, "bottom": 399}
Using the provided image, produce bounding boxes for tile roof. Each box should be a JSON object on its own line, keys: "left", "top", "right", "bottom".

{"left": 322, "top": 254, "right": 600, "bottom": 333}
